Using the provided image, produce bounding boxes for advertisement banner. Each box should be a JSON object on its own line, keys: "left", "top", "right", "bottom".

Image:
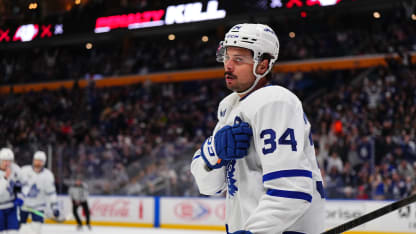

{"left": 54, "top": 195, "right": 415, "bottom": 233}
{"left": 325, "top": 200, "right": 367, "bottom": 231}
{"left": 94, "top": 0, "right": 226, "bottom": 33}
{"left": 160, "top": 197, "right": 225, "bottom": 227}
{"left": 325, "top": 200, "right": 416, "bottom": 233}
{"left": 58, "top": 195, "right": 154, "bottom": 225}
{"left": 364, "top": 201, "right": 416, "bottom": 233}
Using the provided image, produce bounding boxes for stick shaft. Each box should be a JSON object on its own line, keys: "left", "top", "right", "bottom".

{"left": 322, "top": 194, "right": 416, "bottom": 234}
{"left": 21, "top": 206, "right": 45, "bottom": 218}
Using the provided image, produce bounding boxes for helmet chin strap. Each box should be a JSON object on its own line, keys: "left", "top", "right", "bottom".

{"left": 236, "top": 61, "right": 272, "bottom": 96}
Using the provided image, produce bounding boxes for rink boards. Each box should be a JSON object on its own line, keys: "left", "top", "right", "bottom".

{"left": 47, "top": 195, "right": 416, "bottom": 233}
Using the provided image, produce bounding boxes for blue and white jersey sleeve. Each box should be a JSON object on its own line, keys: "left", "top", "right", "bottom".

{"left": 190, "top": 93, "right": 239, "bottom": 196}
{"left": 0, "top": 175, "right": 12, "bottom": 208}
{"left": 43, "top": 169, "right": 58, "bottom": 207}
{"left": 244, "top": 99, "right": 316, "bottom": 233}
{"left": 191, "top": 148, "right": 226, "bottom": 195}
{"left": 0, "top": 176, "right": 7, "bottom": 191}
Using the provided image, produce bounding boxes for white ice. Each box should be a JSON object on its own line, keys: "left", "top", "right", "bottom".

{"left": 41, "top": 224, "right": 223, "bottom": 234}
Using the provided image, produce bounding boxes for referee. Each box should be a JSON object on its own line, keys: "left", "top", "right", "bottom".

{"left": 68, "top": 177, "right": 91, "bottom": 230}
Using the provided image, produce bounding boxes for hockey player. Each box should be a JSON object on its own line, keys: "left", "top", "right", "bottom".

{"left": 20, "top": 151, "right": 60, "bottom": 234}
{"left": 0, "top": 148, "right": 22, "bottom": 234}
{"left": 191, "top": 23, "right": 325, "bottom": 234}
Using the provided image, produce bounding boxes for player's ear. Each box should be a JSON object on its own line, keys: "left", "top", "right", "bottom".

{"left": 256, "top": 59, "right": 269, "bottom": 75}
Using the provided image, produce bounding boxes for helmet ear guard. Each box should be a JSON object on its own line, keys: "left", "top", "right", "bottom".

{"left": 216, "top": 41, "right": 226, "bottom": 63}
{"left": 217, "top": 23, "right": 280, "bottom": 95}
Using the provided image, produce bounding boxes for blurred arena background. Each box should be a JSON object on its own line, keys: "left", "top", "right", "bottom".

{"left": 0, "top": 0, "right": 416, "bottom": 233}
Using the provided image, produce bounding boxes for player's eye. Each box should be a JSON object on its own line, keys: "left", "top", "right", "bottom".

{"left": 223, "top": 55, "right": 231, "bottom": 62}
{"left": 234, "top": 57, "right": 244, "bottom": 63}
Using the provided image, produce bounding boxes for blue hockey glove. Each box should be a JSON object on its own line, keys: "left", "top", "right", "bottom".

{"left": 214, "top": 122, "right": 253, "bottom": 160}
{"left": 13, "top": 198, "right": 24, "bottom": 207}
{"left": 53, "top": 209, "right": 60, "bottom": 218}
{"left": 229, "top": 231, "right": 252, "bottom": 234}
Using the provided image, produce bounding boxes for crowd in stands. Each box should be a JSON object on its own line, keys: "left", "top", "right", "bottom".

{"left": 0, "top": 1, "right": 416, "bottom": 200}
{"left": 0, "top": 78, "right": 226, "bottom": 196}
{"left": 1, "top": 5, "right": 415, "bottom": 84}
{"left": 1, "top": 54, "right": 415, "bottom": 199}
{"left": 304, "top": 58, "right": 416, "bottom": 200}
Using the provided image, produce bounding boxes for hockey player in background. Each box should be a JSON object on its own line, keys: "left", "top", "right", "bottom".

{"left": 191, "top": 23, "right": 325, "bottom": 234}
{"left": 0, "top": 148, "right": 23, "bottom": 234}
{"left": 19, "top": 151, "right": 60, "bottom": 234}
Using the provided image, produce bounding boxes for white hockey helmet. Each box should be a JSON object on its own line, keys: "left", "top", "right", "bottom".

{"left": 216, "top": 23, "right": 280, "bottom": 95}
{"left": 0, "top": 148, "right": 14, "bottom": 161}
{"left": 33, "top": 151, "right": 47, "bottom": 163}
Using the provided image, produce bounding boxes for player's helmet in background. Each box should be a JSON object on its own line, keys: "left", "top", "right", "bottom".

{"left": 216, "top": 23, "right": 280, "bottom": 95}
{"left": 33, "top": 151, "right": 47, "bottom": 163}
{"left": 0, "top": 148, "right": 14, "bottom": 161}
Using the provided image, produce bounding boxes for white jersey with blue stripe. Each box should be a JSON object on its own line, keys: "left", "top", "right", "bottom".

{"left": 191, "top": 85, "right": 325, "bottom": 234}
{"left": 0, "top": 163, "right": 22, "bottom": 210}
{"left": 20, "top": 165, "right": 58, "bottom": 210}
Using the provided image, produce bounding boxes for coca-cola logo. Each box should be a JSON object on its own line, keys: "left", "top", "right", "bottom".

{"left": 174, "top": 201, "right": 210, "bottom": 220}
{"left": 90, "top": 199, "right": 130, "bottom": 217}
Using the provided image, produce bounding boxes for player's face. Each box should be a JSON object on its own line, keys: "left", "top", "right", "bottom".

{"left": 0, "top": 160, "right": 11, "bottom": 170}
{"left": 33, "top": 159, "right": 44, "bottom": 172}
{"left": 223, "top": 47, "right": 255, "bottom": 93}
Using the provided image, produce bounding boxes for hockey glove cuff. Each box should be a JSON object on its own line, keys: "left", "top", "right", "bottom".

{"left": 200, "top": 136, "right": 226, "bottom": 169}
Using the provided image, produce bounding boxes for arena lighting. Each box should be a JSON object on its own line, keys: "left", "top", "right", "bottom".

{"left": 168, "top": 34, "right": 175, "bottom": 40}
{"left": 28, "top": 2, "right": 38, "bottom": 10}
{"left": 94, "top": 0, "right": 226, "bottom": 33}
{"left": 373, "top": 11, "right": 381, "bottom": 19}
{"left": 75, "top": 0, "right": 81, "bottom": 5}
{"left": 85, "top": 42, "right": 93, "bottom": 50}
{"left": 300, "top": 11, "right": 307, "bottom": 18}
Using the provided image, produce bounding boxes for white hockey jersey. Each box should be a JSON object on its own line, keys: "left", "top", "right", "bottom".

{"left": 0, "top": 163, "right": 22, "bottom": 210}
{"left": 20, "top": 166, "right": 58, "bottom": 211}
{"left": 191, "top": 85, "right": 325, "bottom": 234}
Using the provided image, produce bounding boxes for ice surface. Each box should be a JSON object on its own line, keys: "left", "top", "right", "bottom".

{"left": 38, "top": 224, "right": 223, "bottom": 234}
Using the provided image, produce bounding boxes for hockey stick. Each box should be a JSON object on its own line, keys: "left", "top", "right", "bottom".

{"left": 21, "top": 206, "right": 45, "bottom": 218}
{"left": 21, "top": 206, "right": 67, "bottom": 223}
{"left": 322, "top": 193, "right": 416, "bottom": 234}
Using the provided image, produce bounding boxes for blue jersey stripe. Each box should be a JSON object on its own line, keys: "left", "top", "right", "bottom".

{"left": 266, "top": 189, "right": 312, "bottom": 202}
{"left": 316, "top": 181, "right": 326, "bottom": 199}
{"left": 283, "top": 231, "right": 306, "bottom": 234}
{"left": 263, "top": 169, "right": 312, "bottom": 182}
